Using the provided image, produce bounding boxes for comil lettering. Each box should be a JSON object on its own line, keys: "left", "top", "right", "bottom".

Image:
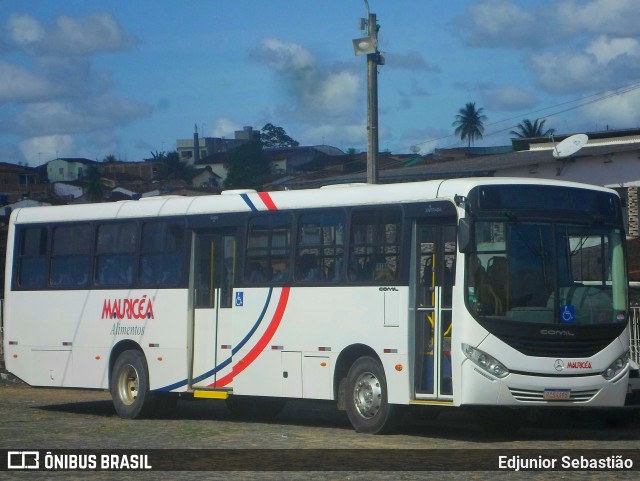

{"left": 102, "top": 296, "right": 155, "bottom": 320}
{"left": 540, "top": 329, "right": 574, "bottom": 336}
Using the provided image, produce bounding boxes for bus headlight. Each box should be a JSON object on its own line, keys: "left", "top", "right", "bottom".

{"left": 601, "top": 351, "right": 629, "bottom": 380}
{"left": 461, "top": 343, "right": 509, "bottom": 379}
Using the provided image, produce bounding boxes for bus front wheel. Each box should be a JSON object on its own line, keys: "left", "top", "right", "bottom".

{"left": 345, "top": 356, "right": 402, "bottom": 434}
{"left": 111, "top": 350, "right": 153, "bottom": 419}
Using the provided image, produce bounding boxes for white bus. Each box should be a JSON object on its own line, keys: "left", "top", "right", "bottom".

{"left": 2, "top": 178, "right": 630, "bottom": 433}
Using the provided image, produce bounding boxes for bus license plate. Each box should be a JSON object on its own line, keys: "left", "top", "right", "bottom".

{"left": 543, "top": 389, "right": 571, "bottom": 401}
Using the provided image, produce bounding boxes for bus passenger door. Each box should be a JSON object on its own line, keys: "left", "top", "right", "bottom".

{"left": 414, "top": 223, "right": 456, "bottom": 400}
{"left": 191, "top": 232, "right": 236, "bottom": 389}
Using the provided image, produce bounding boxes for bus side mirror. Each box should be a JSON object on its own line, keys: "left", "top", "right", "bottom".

{"left": 458, "top": 218, "right": 471, "bottom": 253}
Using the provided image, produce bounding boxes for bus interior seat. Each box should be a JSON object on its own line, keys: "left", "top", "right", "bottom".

{"left": 297, "top": 253, "right": 324, "bottom": 281}
{"left": 487, "top": 256, "right": 508, "bottom": 309}
{"left": 245, "top": 261, "right": 265, "bottom": 283}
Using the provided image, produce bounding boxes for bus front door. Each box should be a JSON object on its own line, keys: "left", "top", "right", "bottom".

{"left": 414, "top": 223, "right": 456, "bottom": 400}
{"left": 191, "top": 232, "right": 236, "bottom": 389}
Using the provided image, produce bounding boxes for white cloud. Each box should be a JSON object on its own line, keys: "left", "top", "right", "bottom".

{"left": 302, "top": 122, "right": 366, "bottom": 147}
{"left": 0, "top": 12, "right": 148, "bottom": 164}
{"left": 459, "top": 0, "right": 640, "bottom": 49}
{"left": 212, "top": 118, "right": 241, "bottom": 137}
{"left": 581, "top": 88, "right": 640, "bottom": 128}
{"left": 456, "top": 0, "right": 548, "bottom": 48}
{"left": 19, "top": 134, "right": 76, "bottom": 166}
{"left": 388, "top": 51, "right": 440, "bottom": 72}
{"left": 5, "top": 12, "right": 135, "bottom": 56}
{"left": 254, "top": 37, "right": 314, "bottom": 72}
{"left": 6, "top": 13, "right": 45, "bottom": 46}
{"left": 530, "top": 52, "right": 606, "bottom": 94}
{"left": 303, "top": 70, "right": 360, "bottom": 116}
{"left": 557, "top": 0, "right": 640, "bottom": 37}
{"left": 585, "top": 35, "right": 640, "bottom": 64}
{"left": 0, "top": 60, "right": 54, "bottom": 102}
{"left": 253, "top": 37, "right": 362, "bottom": 122}
{"left": 9, "top": 93, "right": 151, "bottom": 138}
{"left": 483, "top": 85, "right": 537, "bottom": 111}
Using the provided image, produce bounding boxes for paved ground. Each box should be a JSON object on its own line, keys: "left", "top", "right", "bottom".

{"left": 1, "top": 375, "right": 639, "bottom": 480}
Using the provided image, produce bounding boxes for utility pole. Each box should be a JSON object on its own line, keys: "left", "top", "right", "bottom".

{"left": 366, "top": 12, "right": 379, "bottom": 184}
{"left": 353, "top": 1, "right": 383, "bottom": 184}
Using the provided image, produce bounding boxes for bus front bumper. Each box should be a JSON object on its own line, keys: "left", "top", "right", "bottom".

{"left": 460, "top": 361, "right": 629, "bottom": 407}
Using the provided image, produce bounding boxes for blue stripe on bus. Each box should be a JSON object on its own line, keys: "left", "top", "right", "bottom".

{"left": 156, "top": 288, "right": 273, "bottom": 392}
{"left": 240, "top": 193, "right": 258, "bottom": 212}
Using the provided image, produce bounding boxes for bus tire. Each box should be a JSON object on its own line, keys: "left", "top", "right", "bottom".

{"left": 111, "top": 349, "right": 154, "bottom": 419}
{"left": 345, "top": 356, "right": 402, "bottom": 434}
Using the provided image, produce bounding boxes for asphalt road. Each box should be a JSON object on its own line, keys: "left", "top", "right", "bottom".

{"left": 0, "top": 380, "right": 639, "bottom": 481}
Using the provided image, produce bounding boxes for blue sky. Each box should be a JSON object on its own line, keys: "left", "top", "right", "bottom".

{"left": 1, "top": 0, "right": 640, "bottom": 166}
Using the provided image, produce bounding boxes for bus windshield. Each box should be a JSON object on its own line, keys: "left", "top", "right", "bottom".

{"left": 466, "top": 220, "right": 627, "bottom": 325}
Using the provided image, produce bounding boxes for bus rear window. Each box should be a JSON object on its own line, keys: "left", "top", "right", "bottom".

{"left": 17, "top": 227, "right": 48, "bottom": 288}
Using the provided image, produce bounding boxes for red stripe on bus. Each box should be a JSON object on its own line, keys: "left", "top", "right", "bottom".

{"left": 258, "top": 192, "right": 278, "bottom": 211}
{"left": 212, "top": 287, "right": 290, "bottom": 387}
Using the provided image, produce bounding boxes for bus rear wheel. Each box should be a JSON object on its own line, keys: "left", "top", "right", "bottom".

{"left": 345, "top": 356, "right": 402, "bottom": 434}
{"left": 111, "top": 350, "right": 154, "bottom": 419}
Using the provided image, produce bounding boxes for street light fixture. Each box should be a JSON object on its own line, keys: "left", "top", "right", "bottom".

{"left": 353, "top": 0, "right": 382, "bottom": 184}
{"left": 352, "top": 36, "right": 377, "bottom": 56}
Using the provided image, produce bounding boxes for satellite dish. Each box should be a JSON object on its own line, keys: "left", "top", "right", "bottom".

{"left": 552, "top": 134, "right": 589, "bottom": 159}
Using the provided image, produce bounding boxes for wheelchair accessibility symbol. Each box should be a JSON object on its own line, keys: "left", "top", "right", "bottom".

{"left": 560, "top": 304, "right": 575, "bottom": 323}
{"left": 235, "top": 291, "right": 244, "bottom": 307}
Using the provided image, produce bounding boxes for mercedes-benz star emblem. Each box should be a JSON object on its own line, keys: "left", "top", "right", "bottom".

{"left": 554, "top": 359, "right": 564, "bottom": 371}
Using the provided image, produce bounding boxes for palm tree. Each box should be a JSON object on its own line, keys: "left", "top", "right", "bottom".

{"left": 83, "top": 165, "right": 104, "bottom": 202}
{"left": 453, "top": 102, "right": 487, "bottom": 147}
{"left": 153, "top": 151, "right": 196, "bottom": 182}
{"left": 510, "top": 118, "right": 554, "bottom": 139}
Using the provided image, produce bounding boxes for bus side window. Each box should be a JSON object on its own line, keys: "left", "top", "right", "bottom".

{"left": 295, "top": 209, "right": 345, "bottom": 284}
{"left": 50, "top": 224, "right": 91, "bottom": 287}
{"left": 245, "top": 215, "right": 292, "bottom": 284}
{"left": 95, "top": 223, "right": 137, "bottom": 286}
{"left": 348, "top": 208, "right": 401, "bottom": 283}
{"left": 139, "top": 222, "right": 185, "bottom": 286}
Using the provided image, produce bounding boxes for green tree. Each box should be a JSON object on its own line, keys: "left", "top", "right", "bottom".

{"left": 153, "top": 150, "right": 196, "bottom": 182}
{"left": 452, "top": 102, "right": 487, "bottom": 147}
{"left": 103, "top": 154, "right": 117, "bottom": 163}
{"left": 224, "top": 140, "right": 270, "bottom": 190}
{"left": 510, "top": 118, "right": 554, "bottom": 139}
{"left": 83, "top": 164, "right": 104, "bottom": 202}
{"left": 260, "top": 123, "right": 299, "bottom": 148}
